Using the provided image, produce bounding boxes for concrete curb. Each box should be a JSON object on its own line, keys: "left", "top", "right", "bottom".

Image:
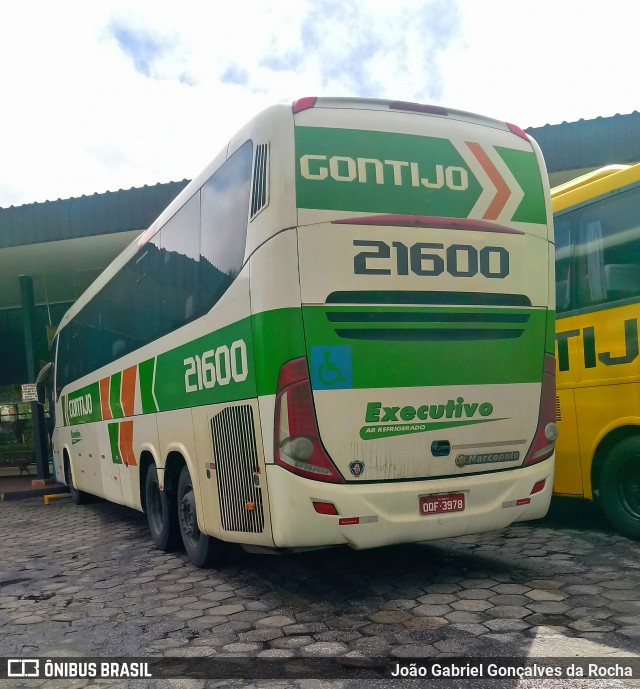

{"left": 1, "top": 484, "right": 69, "bottom": 501}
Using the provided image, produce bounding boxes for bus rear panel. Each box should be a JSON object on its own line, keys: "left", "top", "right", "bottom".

{"left": 261, "top": 98, "right": 555, "bottom": 549}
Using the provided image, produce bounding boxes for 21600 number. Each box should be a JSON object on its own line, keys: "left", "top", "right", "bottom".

{"left": 353, "top": 240, "right": 509, "bottom": 279}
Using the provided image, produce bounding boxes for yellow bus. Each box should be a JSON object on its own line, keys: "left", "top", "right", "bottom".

{"left": 553, "top": 163, "right": 640, "bottom": 539}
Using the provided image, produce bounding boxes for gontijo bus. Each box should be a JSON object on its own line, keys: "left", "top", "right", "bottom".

{"left": 553, "top": 162, "right": 640, "bottom": 539}
{"left": 51, "top": 97, "right": 557, "bottom": 566}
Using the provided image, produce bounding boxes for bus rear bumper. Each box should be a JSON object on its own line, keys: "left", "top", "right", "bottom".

{"left": 266, "top": 456, "right": 554, "bottom": 550}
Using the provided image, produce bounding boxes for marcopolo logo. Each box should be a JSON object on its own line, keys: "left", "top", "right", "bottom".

{"left": 456, "top": 451, "right": 520, "bottom": 467}
{"left": 360, "top": 397, "right": 500, "bottom": 440}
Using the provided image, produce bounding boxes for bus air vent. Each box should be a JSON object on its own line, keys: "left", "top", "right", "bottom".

{"left": 250, "top": 143, "right": 269, "bottom": 219}
{"left": 326, "top": 290, "right": 532, "bottom": 307}
{"left": 325, "top": 308, "right": 530, "bottom": 342}
{"left": 211, "top": 405, "right": 264, "bottom": 533}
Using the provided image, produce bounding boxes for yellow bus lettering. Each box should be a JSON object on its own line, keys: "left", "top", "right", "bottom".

{"left": 556, "top": 319, "right": 639, "bottom": 371}
{"left": 599, "top": 318, "right": 639, "bottom": 366}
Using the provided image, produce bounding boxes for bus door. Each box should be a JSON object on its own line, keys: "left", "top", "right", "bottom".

{"left": 553, "top": 217, "right": 583, "bottom": 495}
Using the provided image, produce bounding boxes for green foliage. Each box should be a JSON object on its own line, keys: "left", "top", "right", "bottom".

{"left": 0, "top": 384, "right": 21, "bottom": 404}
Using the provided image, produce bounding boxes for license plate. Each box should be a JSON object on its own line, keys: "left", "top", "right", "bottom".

{"left": 419, "top": 492, "right": 465, "bottom": 515}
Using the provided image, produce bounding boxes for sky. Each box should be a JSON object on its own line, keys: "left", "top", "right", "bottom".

{"left": 0, "top": 0, "right": 636, "bottom": 208}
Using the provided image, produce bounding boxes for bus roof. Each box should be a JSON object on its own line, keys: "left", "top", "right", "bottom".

{"left": 56, "top": 98, "right": 541, "bottom": 336}
{"left": 551, "top": 162, "right": 640, "bottom": 213}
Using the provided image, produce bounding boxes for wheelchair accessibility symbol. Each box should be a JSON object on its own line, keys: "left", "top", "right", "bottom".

{"left": 310, "top": 346, "right": 353, "bottom": 390}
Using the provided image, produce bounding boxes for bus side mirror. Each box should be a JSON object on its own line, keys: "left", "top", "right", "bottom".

{"left": 35, "top": 362, "right": 53, "bottom": 405}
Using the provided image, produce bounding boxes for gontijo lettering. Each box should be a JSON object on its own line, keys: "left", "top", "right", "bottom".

{"left": 300, "top": 154, "right": 469, "bottom": 190}
{"left": 68, "top": 394, "right": 93, "bottom": 420}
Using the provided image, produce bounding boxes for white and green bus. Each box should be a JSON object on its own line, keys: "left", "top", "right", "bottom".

{"left": 52, "top": 97, "right": 557, "bottom": 566}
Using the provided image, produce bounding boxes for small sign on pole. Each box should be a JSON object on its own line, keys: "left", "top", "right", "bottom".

{"left": 21, "top": 384, "right": 38, "bottom": 403}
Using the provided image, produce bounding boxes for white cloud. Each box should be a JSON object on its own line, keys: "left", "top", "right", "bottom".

{"left": 438, "top": 0, "right": 639, "bottom": 126}
{"left": 0, "top": 0, "right": 637, "bottom": 207}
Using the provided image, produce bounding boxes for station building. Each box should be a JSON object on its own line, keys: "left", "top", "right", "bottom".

{"left": 1, "top": 112, "right": 640, "bottom": 388}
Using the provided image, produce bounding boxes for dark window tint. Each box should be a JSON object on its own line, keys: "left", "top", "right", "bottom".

{"left": 200, "top": 141, "right": 253, "bottom": 313}
{"left": 554, "top": 218, "right": 573, "bottom": 313}
{"left": 160, "top": 193, "right": 200, "bottom": 332}
{"left": 56, "top": 140, "right": 253, "bottom": 392}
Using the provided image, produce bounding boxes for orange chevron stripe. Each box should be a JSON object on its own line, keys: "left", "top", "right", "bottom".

{"left": 465, "top": 141, "right": 511, "bottom": 220}
{"left": 99, "top": 377, "right": 112, "bottom": 421}
{"left": 118, "top": 420, "right": 137, "bottom": 467}
{"left": 121, "top": 366, "right": 137, "bottom": 417}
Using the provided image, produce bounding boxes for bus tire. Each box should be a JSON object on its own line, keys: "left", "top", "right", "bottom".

{"left": 599, "top": 437, "right": 640, "bottom": 540}
{"left": 177, "top": 465, "right": 219, "bottom": 567}
{"left": 145, "top": 464, "right": 180, "bottom": 551}
{"left": 64, "top": 456, "right": 88, "bottom": 505}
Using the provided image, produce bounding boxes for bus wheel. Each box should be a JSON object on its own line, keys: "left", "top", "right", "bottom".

{"left": 600, "top": 438, "right": 640, "bottom": 540}
{"left": 177, "top": 466, "right": 217, "bottom": 567}
{"left": 145, "top": 464, "right": 179, "bottom": 551}
{"left": 64, "top": 457, "right": 87, "bottom": 505}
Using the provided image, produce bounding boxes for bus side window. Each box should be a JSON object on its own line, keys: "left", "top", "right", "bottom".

{"left": 582, "top": 221, "right": 607, "bottom": 305}
{"left": 159, "top": 193, "right": 200, "bottom": 333}
{"left": 54, "top": 140, "right": 255, "bottom": 389}
{"left": 555, "top": 218, "right": 573, "bottom": 313}
{"left": 574, "top": 186, "right": 640, "bottom": 310}
{"left": 604, "top": 264, "right": 640, "bottom": 300}
{"left": 200, "top": 140, "right": 253, "bottom": 314}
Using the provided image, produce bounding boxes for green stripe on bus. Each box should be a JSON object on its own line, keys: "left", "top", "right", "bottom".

{"left": 495, "top": 146, "right": 547, "bottom": 224}
{"left": 302, "top": 305, "right": 547, "bottom": 388}
{"left": 66, "top": 382, "right": 101, "bottom": 425}
{"left": 295, "top": 126, "right": 482, "bottom": 217}
{"left": 546, "top": 309, "right": 556, "bottom": 355}
{"left": 63, "top": 303, "right": 549, "bottom": 421}
{"left": 253, "top": 307, "right": 306, "bottom": 397}
{"left": 360, "top": 416, "right": 502, "bottom": 440}
{"left": 152, "top": 317, "right": 256, "bottom": 412}
{"left": 107, "top": 422, "right": 122, "bottom": 464}
{"left": 139, "top": 358, "right": 157, "bottom": 414}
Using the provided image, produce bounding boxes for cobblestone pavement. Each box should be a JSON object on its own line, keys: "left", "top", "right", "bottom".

{"left": 0, "top": 496, "right": 639, "bottom": 688}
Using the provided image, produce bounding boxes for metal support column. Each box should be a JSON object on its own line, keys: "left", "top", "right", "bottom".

{"left": 19, "top": 275, "right": 50, "bottom": 480}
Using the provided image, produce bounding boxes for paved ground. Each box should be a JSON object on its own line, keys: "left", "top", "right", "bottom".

{"left": 0, "top": 496, "right": 639, "bottom": 688}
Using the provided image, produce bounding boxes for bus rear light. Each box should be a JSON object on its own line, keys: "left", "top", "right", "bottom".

{"left": 274, "top": 358, "right": 345, "bottom": 483}
{"left": 389, "top": 101, "right": 448, "bottom": 116}
{"left": 516, "top": 498, "right": 531, "bottom": 506}
{"left": 293, "top": 97, "right": 317, "bottom": 114}
{"left": 313, "top": 501, "right": 339, "bottom": 515}
{"left": 522, "top": 354, "right": 557, "bottom": 466}
{"left": 507, "top": 123, "right": 529, "bottom": 141}
{"left": 530, "top": 479, "right": 546, "bottom": 495}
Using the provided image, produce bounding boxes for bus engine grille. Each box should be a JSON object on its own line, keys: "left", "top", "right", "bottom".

{"left": 211, "top": 405, "right": 264, "bottom": 533}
